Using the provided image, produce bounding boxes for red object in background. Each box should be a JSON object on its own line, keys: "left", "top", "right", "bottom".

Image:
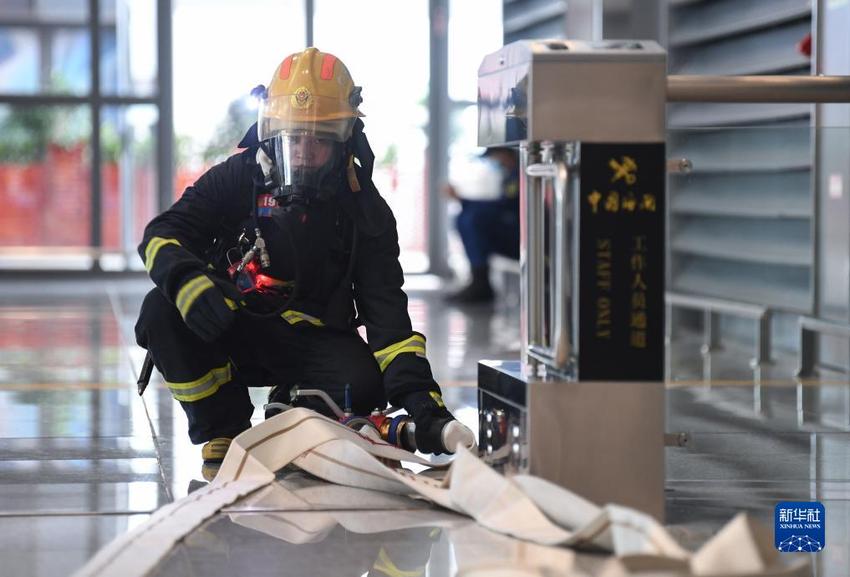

{"left": 0, "top": 164, "right": 44, "bottom": 245}
{"left": 0, "top": 146, "right": 162, "bottom": 250}
{"left": 43, "top": 144, "right": 91, "bottom": 246}
{"left": 798, "top": 33, "right": 812, "bottom": 58}
{"left": 102, "top": 164, "right": 121, "bottom": 249}
{"left": 102, "top": 163, "right": 156, "bottom": 250}
{"left": 174, "top": 167, "right": 204, "bottom": 200}
{"left": 0, "top": 144, "right": 90, "bottom": 247}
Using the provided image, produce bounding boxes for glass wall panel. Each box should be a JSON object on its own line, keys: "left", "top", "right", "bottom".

{"left": 315, "top": 0, "right": 430, "bottom": 271}
{"left": 448, "top": 0, "right": 502, "bottom": 103}
{"left": 0, "top": 104, "right": 92, "bottom": 258}
{"left": 446, "top": 0, "right": 504, "bottom": 277}
{"left": 172, "top": 0, "right": 305, "bottom": 199}
{"left": 100, "top": 0, "right": 157, "bottom": 96}
{"left": 50, "top": 27, "right": 91, "bottom": 94}
{"left": 0, "top": 0, "right": 161, "bottom": 271}
{"left": 100, "top": 105, "right": 158, "bottom": 268}
{"left": 2, "top": 0, "right": 88, "bottom": 22}
{"left": 0, "top": 25, "right": 90, "bottom": 94}
{"left": 0, "top": 28, "right": 39, "bottom": 93}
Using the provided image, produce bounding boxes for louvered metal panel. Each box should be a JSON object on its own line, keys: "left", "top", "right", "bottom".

{"left": 674, "top": 256, "right": 811, "bottom": 312}
{"left": 669, "top": 122, "right": 812, "bottom": 172}
{"left": 672, "top": 20, "right": 811, "bottom": 75}
{"left": 669, "top": 0, "right": 811, "bottom": 47}
{"left": 670, "top": 171, "right": 811, "bottom": 219}
{"left": 503, "top": 0, "right": 566, "bottom": 44}
{"left": 668, "top": 102, "right": 811, "bottom": 127}
{"left": 498, "top": 1, "right": 816, "bottom": 346}
{"left": 666, "top": 0, "right": 815, "bottom": 349}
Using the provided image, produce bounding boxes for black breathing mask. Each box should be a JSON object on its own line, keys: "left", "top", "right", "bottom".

{"left": 260, "top": 134, "right": 343, "bottom": 205}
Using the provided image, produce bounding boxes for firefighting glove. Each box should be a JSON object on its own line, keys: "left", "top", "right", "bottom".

{"left": 401, "top": 390, "right": 476, "bottom": 455}
{"left": 176, "top": 274, "right": 239, "bottom": 343}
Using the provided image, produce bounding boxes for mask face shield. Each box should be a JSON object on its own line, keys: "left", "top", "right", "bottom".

{"left": 270, "top": 133, "right": 343, "bottom": 202}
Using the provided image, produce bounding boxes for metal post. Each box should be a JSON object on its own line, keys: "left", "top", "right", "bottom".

{"left": 797, "top": 325, "right": 817, "bottom": 377}
{"left": 89, "top": 0, "right": 103, "bottom": 270}
{"left": 522, "top": 144, "right": 544, "bottom": 371}
{"left": 552, "top": 153, "right": 571, "bottom": 367}
{"left": 630, "top": 0, "right": 664, "bottom": 44}
{"left": 701, "top": 310, "right": 721, "bottom": 354}
{"left": 120, "top": 123, "right": 135, "bottom": 258}
{"left": 305, "top": 0, "right": 313, "bottom": 48}
{"left": 756, "top": 312, "right": 772, "bottom": 366}
{"left": 427, "top": 0, "right": 450, "bottom": 276}
{"left": 566, "top": 0, "right": 603, "bottom": 41}
{"left": 156, "top": 0, "right": 174, "bottom": 215}
{"left": 814, "top": 0, "right": 850, "bottom": 377}
{"left": 811, "top": 0, "right": 823, "bottom": 322}
{"left": 38, "top": 28, "right": 51, "bottom": 92}
{"left": 116, "top": 2, "right": 134, "bottom": 259}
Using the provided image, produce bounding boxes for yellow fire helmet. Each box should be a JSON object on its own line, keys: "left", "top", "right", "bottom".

{"left": 258, "top": 47, "right": 364, "bottom": 143}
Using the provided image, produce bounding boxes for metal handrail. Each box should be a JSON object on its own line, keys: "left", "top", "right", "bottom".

{"left": 667, "top": 75, "right": 850, "bottom": 103}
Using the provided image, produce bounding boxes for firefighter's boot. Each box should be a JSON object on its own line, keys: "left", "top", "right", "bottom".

{"left": 201, "top": 437, "right": 232, "bottom": 462}
{"left": 446, "top": 266, "right": 494, "bottom": 304}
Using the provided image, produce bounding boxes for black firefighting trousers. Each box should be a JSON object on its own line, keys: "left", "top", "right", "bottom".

{"left": 135, "top": 289, "right": 385, "bottom": 444}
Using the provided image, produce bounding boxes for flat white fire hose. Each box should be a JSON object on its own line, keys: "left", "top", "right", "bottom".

{"left": 73, "top": 408, "right": 808, "bottom": 577}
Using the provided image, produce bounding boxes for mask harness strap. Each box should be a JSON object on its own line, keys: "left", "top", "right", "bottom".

{"left": 346, "top": 118, "right": 374, "bottom": 192}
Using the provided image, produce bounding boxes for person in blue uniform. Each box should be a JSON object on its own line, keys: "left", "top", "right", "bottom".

{"left": 445, "top": 147, "right": 520, "bottom": 303}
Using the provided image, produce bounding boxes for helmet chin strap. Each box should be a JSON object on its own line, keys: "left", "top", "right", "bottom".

{"left": 346, "top": 154, "right": 361, "bottom": 192}
{"left": 256, "top": 147, "right": 275, "bottom": 186}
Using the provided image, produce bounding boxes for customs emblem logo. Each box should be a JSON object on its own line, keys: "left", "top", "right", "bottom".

{"left": 291, "top": 87, "right": 312, "bottom": 109}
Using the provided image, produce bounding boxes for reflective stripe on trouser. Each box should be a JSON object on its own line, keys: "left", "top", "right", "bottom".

{"left": 136, "top": 288, "right": 383, "bottom": 444}
{"left": 166, "top": 363, "right": 232, "bottom": 402}
{"left": 144, "top": 236, "right": 182, "bottom": 272}
{"left": 281, "top": 309, "right": 324, "bottom": 326}
{"left": 136, "top": 289, "right": 253, "bottom": 444}
{"left": 373, "top": 334, "right": 426, "bottom": 372}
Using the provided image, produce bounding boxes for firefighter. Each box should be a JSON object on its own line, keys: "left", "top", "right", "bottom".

{"left": 135, "top": 48, "right": 474, "bottom": 465}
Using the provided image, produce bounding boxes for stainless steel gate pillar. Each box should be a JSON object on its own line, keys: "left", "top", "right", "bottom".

{"left": 477, "top": 40, "right": 667, "bottom": 520}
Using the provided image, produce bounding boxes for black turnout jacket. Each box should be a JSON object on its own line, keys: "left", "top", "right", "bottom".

{"left": 138, "top": 144, "right": 439, "bottom": 404}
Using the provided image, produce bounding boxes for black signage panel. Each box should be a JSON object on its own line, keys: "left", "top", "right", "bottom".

{"left": 578, "top": 143, "right": 665, "bottom": 381}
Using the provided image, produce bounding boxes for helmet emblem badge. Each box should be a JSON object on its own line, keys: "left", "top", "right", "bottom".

{"left": 292, "top": 87, "right": 313, "bottom": 109}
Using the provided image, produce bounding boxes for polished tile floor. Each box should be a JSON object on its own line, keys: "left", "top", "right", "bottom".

{"left": 0, "top": 277, "right": 847, "bottom": 575}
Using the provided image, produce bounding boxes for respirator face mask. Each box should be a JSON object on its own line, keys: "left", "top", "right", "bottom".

{"left": 263, "top": 133, "right": 343, "bottom": 204}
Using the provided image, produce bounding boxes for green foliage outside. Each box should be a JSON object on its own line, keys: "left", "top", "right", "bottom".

{"left": 0, "top": 105, "right": 159, "bottom": 165}
{"left": 200, "top": 98, "right": 256, "bottom": 165}
{"left": 0, "top": 72, "right": 93, "bottom": 163}
{"left": 0, "top": 105, "right": 90, "bottom": 163}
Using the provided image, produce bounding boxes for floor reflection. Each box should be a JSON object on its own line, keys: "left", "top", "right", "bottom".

{"left": 150, "top": 512, "right": 595, "bottom": 577}
{"left": 0, "top": 278, "right": 847, "bottom": 575}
